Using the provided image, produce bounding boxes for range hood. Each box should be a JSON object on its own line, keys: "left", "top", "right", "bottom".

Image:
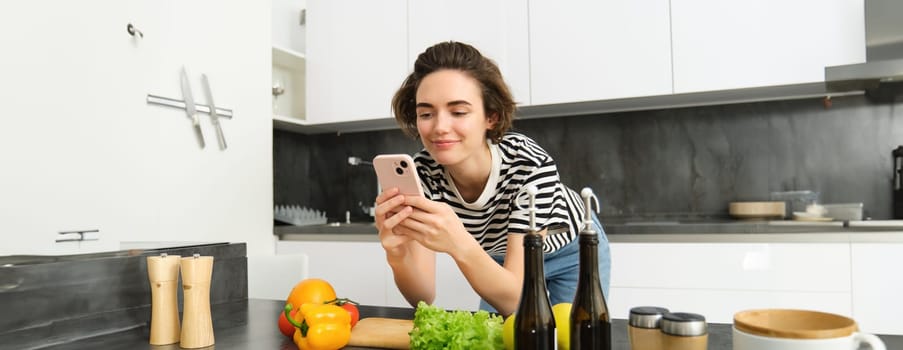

{"left": 825, "top": 0, "right": 903, "bottom": 101}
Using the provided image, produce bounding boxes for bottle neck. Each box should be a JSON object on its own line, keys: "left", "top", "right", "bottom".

{"left": 579, "top": 233, "right": 599, "bottom": 270}
{"left": 580, "top": 234, "right": 604, "bottom": 285}
{"left": 524, "top": 233, "right": 545, "bottom": 280}
{"left": 522, "top": 233, "right": 549, "bottom": 298}
{"left": 574, "top": 233, "right": 610, "bottom": 325}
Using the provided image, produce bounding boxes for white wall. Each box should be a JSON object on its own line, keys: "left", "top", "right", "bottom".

{"left": 0, "top": 1, "right": 275, "bottom": 256}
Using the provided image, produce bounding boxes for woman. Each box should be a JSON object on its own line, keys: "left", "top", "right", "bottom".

{"left": 375, "top": 41, "right": 610, "bottom": 316}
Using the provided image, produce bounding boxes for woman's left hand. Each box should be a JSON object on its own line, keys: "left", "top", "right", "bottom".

{"left": 393, "top": 195, "right": 476, "bottom": 257}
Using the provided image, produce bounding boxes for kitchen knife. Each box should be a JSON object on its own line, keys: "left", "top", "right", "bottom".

{"left": 179, "top": 66, "right": 205, "bottom": 148}
{"left": 201, "top": 74, "right": 227, "bottom": 150}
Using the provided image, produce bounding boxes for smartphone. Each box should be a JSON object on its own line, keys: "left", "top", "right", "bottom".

{"left": 373, "top": 154, "right": 425, "bottom": 197}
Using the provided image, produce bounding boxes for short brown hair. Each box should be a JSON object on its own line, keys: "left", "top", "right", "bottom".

{"left": 391, "top": 41, "right": 515, "bottom": 143}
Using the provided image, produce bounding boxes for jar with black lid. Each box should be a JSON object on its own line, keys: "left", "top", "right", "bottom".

{"left": 660, "top": 312, "right": 707, "bottom": 350}
{"left": 628, "top": 306, "right": 669, "bottom": 350}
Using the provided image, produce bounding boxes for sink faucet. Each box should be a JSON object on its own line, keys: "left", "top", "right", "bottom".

{"left": 348, "top": 156, "right": 378, "bottom": 217}
{"left": 347, "top": 156, "right": 371, "bottom": 166}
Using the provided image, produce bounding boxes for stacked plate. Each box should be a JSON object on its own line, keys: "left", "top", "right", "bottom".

{"left": 792, "top": 203, "right": 833, "bottom": 222}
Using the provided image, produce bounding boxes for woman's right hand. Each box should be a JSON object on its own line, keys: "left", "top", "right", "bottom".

{"left": 374, "top": 187, "right": 415, "bottom": 257}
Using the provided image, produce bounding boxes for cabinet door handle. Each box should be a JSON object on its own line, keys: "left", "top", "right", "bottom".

{"left": 127, "top": 23, "right": 143, "bottom": 38}
{"left": 56, "top": 229, "right": 100, "bottom": 243}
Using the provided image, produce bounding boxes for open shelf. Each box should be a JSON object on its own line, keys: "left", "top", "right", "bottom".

{"left": 273, "top": 45, "right": 305, "bottom": 67}
{"left": 272, "top": 46, "right": 306, "bottom": 128}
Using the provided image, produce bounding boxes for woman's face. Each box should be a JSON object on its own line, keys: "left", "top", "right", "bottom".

{"left": 415, "top": 69, "right": 496, "bottom": 166}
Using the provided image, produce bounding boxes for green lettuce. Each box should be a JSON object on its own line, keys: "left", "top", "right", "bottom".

{"left": 409, "top": 301, "right": 504, "bottom": 350}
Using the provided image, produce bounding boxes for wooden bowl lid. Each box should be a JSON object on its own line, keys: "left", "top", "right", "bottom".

{"left": 734, "top": 309, "right": 858, "bottom": 339}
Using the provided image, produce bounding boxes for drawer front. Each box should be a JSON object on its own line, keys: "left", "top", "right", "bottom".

{"left": 610, "top": 242, "right": 850, "bottom": 292}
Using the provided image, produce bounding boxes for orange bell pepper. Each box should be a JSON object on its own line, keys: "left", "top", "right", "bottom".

{"left": 284, "top": 303, "right": 352, "bottom": 350}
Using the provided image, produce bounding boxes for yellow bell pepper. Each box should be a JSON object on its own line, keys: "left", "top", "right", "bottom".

{"left": 284, "top": 303, "right": 352, "bottom": 350}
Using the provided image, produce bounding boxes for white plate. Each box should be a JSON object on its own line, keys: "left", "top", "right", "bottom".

{"left": 793, "top": 212, "right": 833, "bottom": 222}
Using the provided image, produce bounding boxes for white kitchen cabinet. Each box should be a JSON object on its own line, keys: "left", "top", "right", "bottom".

{"left": 386, "top": 252, "right": 482, "bottom": 310}
{"left": 279, "top": 239, "right": 480, "bottom": 309}
{"left": 434, "top": 253, "right": 481, "bottom": 311}
{"left": 305, "top": 0, "right": 408, "bottom": 124}
{"left": 277, "top": 240, "right": 389, "bottom": 306}
{"left": 0, "top": 1, "right": 151, "bottom": 255}
{"left": 608, "top": 242, "right": 852, "bottom": 324}
{"left": 385, "top": 266, "right": 411, "bottom": 308}
{"left": 248, "top": 253, "right": 310, "bottom": 300}
{"left": 0, "top": 0, "right": 272, "bottom": 256}
{"left": 851, "top": 243, "right": 903, "bottom": 335}
{"left": 671, "top": 0, "right": 865, "bottom": 93}
{"left": 271, "top": 0, "right": 306, "bottom": 54}
{"left": 611, "top": 242, "right": 850, "bottom": 291}
{"left": 408, "top": 0, "right": 530, "bottom": 106}
{"left": 528, "top": 0, "right": 673, "bottom": 105}
{"left": 388, "top": 252, "right": 486, "bottom": 311}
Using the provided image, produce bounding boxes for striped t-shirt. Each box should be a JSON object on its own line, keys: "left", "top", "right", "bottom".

{"left": 413, "top": 132, "right": 587, "bottom": 254}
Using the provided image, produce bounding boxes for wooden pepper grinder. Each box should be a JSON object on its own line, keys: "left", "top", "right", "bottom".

{"left": 180, "top": 254, "right": 215, "bottom": 348}
{"left": 147, "top": 253, "right": 181, "bottom": 345}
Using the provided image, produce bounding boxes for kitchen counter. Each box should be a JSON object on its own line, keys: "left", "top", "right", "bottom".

{"left": 276, "top": 220, "right": 903, "bottom": 244}
{"left": 43, "top": 299, "right": 903, "bottom": 349}
{"left": 0, "top": 243, "right": 250, "bottom": 350}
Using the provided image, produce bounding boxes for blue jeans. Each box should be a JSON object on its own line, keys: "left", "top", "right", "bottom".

{"left": 478, "top": 213, "right": 611, "bottom": 313}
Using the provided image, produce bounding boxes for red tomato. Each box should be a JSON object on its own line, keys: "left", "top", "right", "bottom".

{"left": 325, "top": 298, "right": 360, "bottom": 328}
{"left": 277, "top": 307, "right": 300, "bottom": 337}
{"left": 340, "top": 302, "right": 360, "bottom": 328}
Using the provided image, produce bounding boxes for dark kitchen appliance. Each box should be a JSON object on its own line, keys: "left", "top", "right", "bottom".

{"left": 825, "top": 0, "right": 903, "bottom": 102}
{"left": 894, "top": 146, "right": 903, "bottom": 219}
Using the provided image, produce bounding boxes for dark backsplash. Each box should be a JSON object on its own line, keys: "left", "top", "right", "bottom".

{"left": 274, "top": 95, "right": 903, "bottom": 221}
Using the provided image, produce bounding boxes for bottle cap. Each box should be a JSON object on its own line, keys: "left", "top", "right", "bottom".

{"left": 629, "top": 306, "right": 670, "bottom": 329}
{"left": 579, "top": 187, "right": 600, "bottom": 234}
{"left": 661, "top": 312, "right": 707, "bottom": 336}
{"left": 525, "top": 185, "right": 538, "bottom": 232}
{"left": 515, "top": 186, "right": 541, "bottom": 234}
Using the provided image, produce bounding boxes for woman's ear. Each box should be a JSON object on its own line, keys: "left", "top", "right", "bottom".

{"left": 486, "top": 112, "right": 499, "bottom": 130}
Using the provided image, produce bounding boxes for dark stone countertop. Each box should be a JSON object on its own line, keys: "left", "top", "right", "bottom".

{"left": 275, "top": 220, "right": 903, "bottom": 244}
{"left": 601, "top": 219, "right": 903, "bottom": 235}
{"left": 275, "top": 219, "right": 903, "bottom": 235}
{"left": 40, "top": 299, "right": 903, "bottom": 349}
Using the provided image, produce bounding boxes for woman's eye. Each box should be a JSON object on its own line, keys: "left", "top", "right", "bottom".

{"left": 452, "top": 111, "right": 468, "bottom": 117}
{"left": 417, "top": 112, "right": 432, "bottom": 119}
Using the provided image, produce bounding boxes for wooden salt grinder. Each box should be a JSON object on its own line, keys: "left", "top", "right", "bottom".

{"left": 179, "top": 254, "right": 215, "bottom": 348}
{"left": 147, "top": 253, "right": 181, "bottom": 345}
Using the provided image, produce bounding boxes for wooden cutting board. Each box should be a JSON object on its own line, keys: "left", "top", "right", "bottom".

{"left": 347, "top": 317, "right": 414, "bottom": 349}
{"left": 729, "top": 201, "right": 786, "bottom": 219}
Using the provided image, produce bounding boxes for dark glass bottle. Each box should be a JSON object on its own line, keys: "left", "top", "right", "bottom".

{"left": 570, "top": 188, "right": 611, "bottom": 350}
{"left": 514, "top": 232, "right": 556, "bottom": 350}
